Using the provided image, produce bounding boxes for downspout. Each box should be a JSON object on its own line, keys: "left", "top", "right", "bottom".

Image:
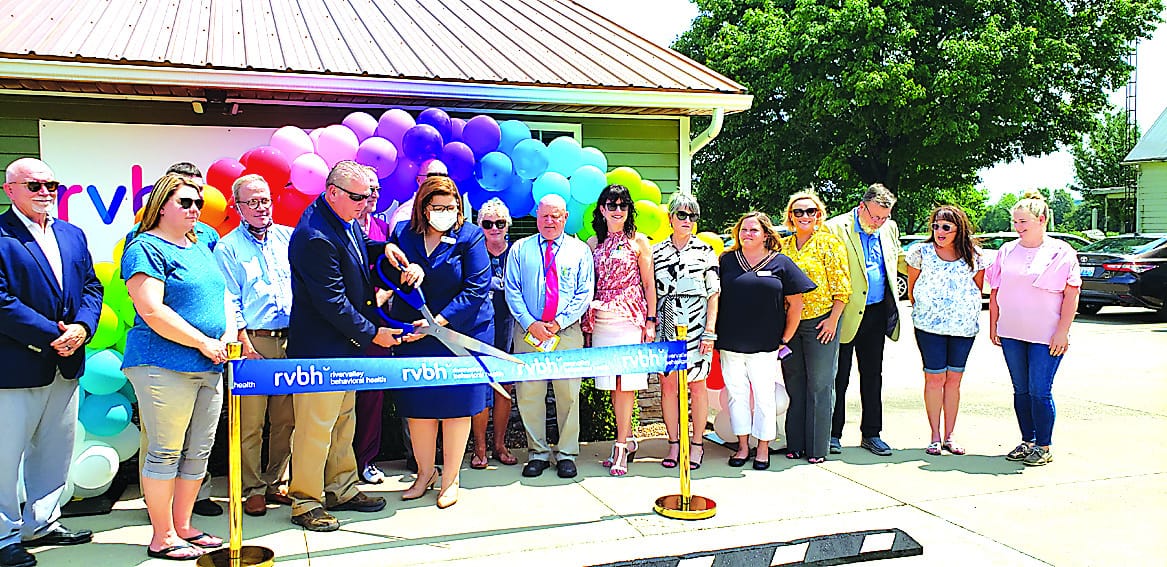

{"left": 689, "top": 107, "right": 725, "bottom": 158}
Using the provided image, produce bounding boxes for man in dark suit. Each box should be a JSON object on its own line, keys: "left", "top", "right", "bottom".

{"left": 0, "top": 158, "right": 104, "bottom": 567}
{"left": 286, "top": 160, "right": 418, "bottom": 532}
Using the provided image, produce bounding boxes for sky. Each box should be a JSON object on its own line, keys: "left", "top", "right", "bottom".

{"left": 578, "top": 0, "right": 1167, "bottom": 203}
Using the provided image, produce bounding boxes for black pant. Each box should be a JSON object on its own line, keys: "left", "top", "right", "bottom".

{"left": 832, "top": 299, "right": 889, "bottom": 439}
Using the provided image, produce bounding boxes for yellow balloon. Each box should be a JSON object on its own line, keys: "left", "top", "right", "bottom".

{"left": 696, "top": 231, "right": 724, "bottom": 256}
{"left": 198, "top": 184, "right": 229, "bottom": 227}
{"left": 111, "top": 238, "right": 126, "bottom": 265}
{"left": 93, "top": 262, "right": 116, "bottom": 286}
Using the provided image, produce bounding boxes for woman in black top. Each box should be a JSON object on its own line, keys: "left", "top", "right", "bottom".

{"left": 716, "top": 211, "right": 816, "bottom": 470}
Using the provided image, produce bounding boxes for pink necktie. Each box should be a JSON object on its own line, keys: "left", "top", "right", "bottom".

{"left": 541, "top": 239, "right": 559, "bottom": 322}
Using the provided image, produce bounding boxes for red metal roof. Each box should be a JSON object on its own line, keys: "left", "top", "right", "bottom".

{"left": 0, "top": 0, "right": 746, "bottom": 97}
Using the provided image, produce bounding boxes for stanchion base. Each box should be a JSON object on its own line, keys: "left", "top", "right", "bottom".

{"left": 196, "top": 546, "right": 276, "bottom": 567}
{"left": 653, "top": 494, "right": 717, "bottom": 520}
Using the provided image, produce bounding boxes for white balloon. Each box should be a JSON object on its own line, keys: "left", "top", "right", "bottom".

{"left": 58, "top": 479, "right": 75, "bottom": 508}
{"left": 712, "top": 411, "right": 735, "bottom": 444}
{"left": 71, "top": 440, "right": 119, "bottom": 490}
{"left": 88, "top": 422, "right": 140, "bottom": 462}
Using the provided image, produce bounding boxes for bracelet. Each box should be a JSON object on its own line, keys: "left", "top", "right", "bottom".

{"left": 701, "top": 331, "right": 717, "bottom": 341}
{"left": 646, "top": 315, "right": 657, "bottom": 322}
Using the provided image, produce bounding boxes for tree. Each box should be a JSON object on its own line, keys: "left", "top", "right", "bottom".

{"left": 980, "top": 193, "right": 1019, "bottom": 233}
{"left": 674, "top": 0, "right": 1162, "bottom": 232}
{"left": 1070, "top": 107, "right": 1140, "bottom": 231}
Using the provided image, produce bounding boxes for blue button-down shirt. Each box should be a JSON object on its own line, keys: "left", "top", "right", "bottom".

{"left": 504, "top": 232, "right": 594, "bottom": 331}
{"left": 854, "top": 208, "right": 887, "bottom": 304}
{"left": 213, "top": 224, "right": 293, "bottom": 330}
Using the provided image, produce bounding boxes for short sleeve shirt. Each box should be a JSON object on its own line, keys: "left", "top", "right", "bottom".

{"left": 906, "top": 243, "right": 986, "bottom": 337}
{"left": 715, "top": 251, "right": 817, "bottom": 353}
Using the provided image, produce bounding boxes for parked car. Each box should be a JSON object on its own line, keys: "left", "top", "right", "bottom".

{"left": 895, "top": 235, "right": 928, "bottom": 299}
{"left": 1077, "top": 234, "right": 1167, "bottom": 320}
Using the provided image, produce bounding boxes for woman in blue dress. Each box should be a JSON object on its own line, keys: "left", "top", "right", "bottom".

{"left": 388, "top": 175, "right": 492, "bottom": 509}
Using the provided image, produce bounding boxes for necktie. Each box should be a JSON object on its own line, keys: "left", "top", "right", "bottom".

{"left": 348, "top": 222, "right": 364, "bottom": 265}
{"left": 541, "top": 239, "right": 559, "bottom": 322}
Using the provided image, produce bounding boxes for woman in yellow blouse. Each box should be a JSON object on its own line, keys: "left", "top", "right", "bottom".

{"left": 779, "top": 192, "right": 851, "bottom": 463}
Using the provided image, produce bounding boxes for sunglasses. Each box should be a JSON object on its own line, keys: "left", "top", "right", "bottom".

{"left": 330, "top": 184, "right": 372, "bottom": 202}
{"left": 602, "top": 202, "right": 630, "bottom": 212}
{"left": 674, "top": 211, "right": 699, "bottom": 221}
{"left": 177, "top": 197, "right": 205, "bottom": 210}
{"left": 16, "top": 180, "right": 60, "bottom": 192}
{"left": 481, "top": 220, "right": 507, "bottom": 230}
{"left": 931, "top": 222, "right": 956, "bottom": 232}
{"left": 791, "top": 207, "right": 818, "bottom": 218}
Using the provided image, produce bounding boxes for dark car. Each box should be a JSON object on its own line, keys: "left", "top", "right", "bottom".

{"left": 1077, "top": 234, "right": 1167, "bottom": 320}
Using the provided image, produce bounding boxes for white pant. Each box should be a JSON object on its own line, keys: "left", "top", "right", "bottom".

{"left": 720, "top": 350, "right": 790, "bottom": 441}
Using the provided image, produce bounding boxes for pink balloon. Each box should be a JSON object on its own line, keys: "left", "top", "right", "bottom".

{"left": 290, "top": 153, "right": 329, "bottom": 195}
{"left": 342, "top": 112, "right": 378, "bottom": 142}
{"left": 270, "top": 126, "right": 314, "bottom": 160}
{"left": 314, "top": 125, "right": 359, "bottom": 168}
{"left": 375, "top": 109, "right": 415, "bottom": 150}
{"left": 355, "top": 136, "right": 399, "bottom": 179}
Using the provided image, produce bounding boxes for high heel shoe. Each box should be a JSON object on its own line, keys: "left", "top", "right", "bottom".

{"left": 401, "top": 470, "right": 437, "bottom": 501}
{"left": 689, "top": 441, "right": 704, "bottom": 470}
{"left": 661, "top": 440, "right": 680, "bottom": 469}
{"left": 608, "top": 443, "right": 631, "bottom": 476}
{"left": 436, "top": 477, "right": 459, "bottom": 509}
{"left": 603, "top": 439, "right": 638, "bottom": 467}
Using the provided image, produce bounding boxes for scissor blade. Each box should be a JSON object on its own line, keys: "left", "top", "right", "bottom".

{"left": 446, "top": 344, "right": 513, "bottom": 401}
{"left": 432, "top": 326, "right": 525, "bottom": 365}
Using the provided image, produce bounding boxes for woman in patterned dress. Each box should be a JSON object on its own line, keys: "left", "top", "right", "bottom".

{"left": 583, "top": 184, "right": 657, "bottom": 476}
{"left": 779, "top": 192, "right": 851, "bottom": 464}
{"left": 906, "top": 205, "right": 985, "bottom": 456}
{"left": 652, "top": 192, "right": 720, "bottom": 469}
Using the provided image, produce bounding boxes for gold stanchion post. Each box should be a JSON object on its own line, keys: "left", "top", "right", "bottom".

{"left": 654, "top": 323, "right": 717, "bottom": 520}
{"left": 198, "top": 342, "right": 276, "bottom": 567}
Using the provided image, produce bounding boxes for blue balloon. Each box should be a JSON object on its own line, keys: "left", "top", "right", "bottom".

{"left": 475, "top": 152, "right": 513, "bottom": 191}
{"left": 79, "top": 392, "right": 132, "bottom": 437}
{"left": 499, "top": 176, "right": 535, "bottom": 218}
{"left": 546, "top": 137, "right": 582, "bottom": 176}
{"left": 498, "top": 120, "right": 531, "bottom": 155}
{"left": 569, "top": 165, "right": 607, "bottom": 205}
{"left": 510, "top": 138, "right": 549, "bottom": 179}
{"left": 580, "top": 146, "right": 608, "bottom": 172}
{"left": 416, "top": 108, "right": 452, "bottom": 142}
{"left": 565, "top": 198, "right": 589, "bottom": 234}
{"left": 80, "top": 349, "right": 126, "bottom": 396}
{"left": 532, "top": 171, "right": 571, "bottom": 204}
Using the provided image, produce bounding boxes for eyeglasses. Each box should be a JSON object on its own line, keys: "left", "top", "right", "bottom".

{"left": 428, "top": 203, "right": 458, "bottom": 213}
{"left": 931, "top": 222, "right": 956, "bottom": 233}
{"left": 241, "top": 197, "right": 272, "bottom": 210}
{"left": 330, "top": 184, "right": 372, "bottom": 202}
{"left": 791, "top": 207, "right": 818, "bottom": 218}
{"left": 177, "top": 197, "right": 205, "bottom": 210}
{"left": 674, "top": 211, "right": 699, "bottom": 221}
{"left": 16, "top": 180, "right": 60, "bottom": 193}
{"left": 862, "top": 203, "right": 891, "bottom": 222}
{"left": 481, "top": 220, "right": 507, "bottom": 230}
{"left": 602, "top": 202, "right": 630, "bottom": 212}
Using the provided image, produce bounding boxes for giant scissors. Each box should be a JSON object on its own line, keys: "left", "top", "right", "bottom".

{"left": 372, "top": 256, "right": 522, "bottom": 398}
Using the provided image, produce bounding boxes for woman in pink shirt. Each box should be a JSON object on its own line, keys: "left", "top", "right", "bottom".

{"left": 986, "top": 192, "right": 1080, "bottom": 467}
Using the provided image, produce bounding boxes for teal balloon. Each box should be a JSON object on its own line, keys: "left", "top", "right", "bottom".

{"left": 475, "top": 151, "right": 513, "bottom": 191}
{"left": 78, "top": 392, "right": 132, "bottom": 437}
{"left": 79, "top": 349, "right": 126, "bottom": 395}
{"left": 498, "top": 120, "right": 531, "bottom": 155}
{"left": 580, "top": 146, "right": 607, "bottom": 172}
{"left": 510, "top": 138, "right": 548, "bottom": 179}
{"left": 117, "top": 380, "right": 137, "bottom": 403}
{"left": 569, "top": 165, "right": 607, "bottom": 204}
{"left": 546, "top": 137, "right": 582, "bottom": 176}
{"left": 532, "top": 172, "right": 571, "bottom": 204}
{"left": 565, "top": 198, "right": 588, "bottom": 234}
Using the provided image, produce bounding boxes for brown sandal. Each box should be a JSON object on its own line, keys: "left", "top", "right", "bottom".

{"left": 470, "top": 453, "right": 488, "bottom": 469}
{"left": 492, "top": 448, "right": 518, "bottom": 466}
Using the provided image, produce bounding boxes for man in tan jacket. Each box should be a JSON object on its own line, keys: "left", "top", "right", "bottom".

{"left": 824, "top": 184, "right": 902, "bottom": 456}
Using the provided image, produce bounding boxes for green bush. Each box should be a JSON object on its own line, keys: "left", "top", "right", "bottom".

{"left": 578, "top": 378, "right": 639, "bottom": 442}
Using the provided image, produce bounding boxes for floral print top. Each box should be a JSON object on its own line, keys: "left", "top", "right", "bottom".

{"left": 906, "top": 243, "right": 987, "bottom": 337}
{"left": 779, "top": 230, "right": 851, "bottom": 320}
{"left": 582, "top": 231, "right": 648, "bottom": 333}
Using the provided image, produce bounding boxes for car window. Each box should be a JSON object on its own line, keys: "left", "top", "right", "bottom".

{"left": 1079, "top": 237, "right": 1167, "bottom": 255}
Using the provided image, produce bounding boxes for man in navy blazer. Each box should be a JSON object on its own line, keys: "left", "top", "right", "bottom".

{"left": 0, "top": 158, "right": 103, "bottom": 567}
{"left": 285, "top": 160, "right": 418, "bottom": 532}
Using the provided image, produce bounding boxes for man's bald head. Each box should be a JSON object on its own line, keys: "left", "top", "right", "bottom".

{"left": 535, "top": 194, "right": 568, "bottom": 241}
{"left": 5, "top": 158, "right": 52, "bottom": 184}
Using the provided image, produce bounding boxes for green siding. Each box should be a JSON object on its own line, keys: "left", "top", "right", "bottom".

{"left": 1137, "top": 162, "right": 1167, "bottom": 232}
{"left": 582, "top": 117, "right": 680, "bottom": 196}
{"left": 0, "top": 116, "right": 40, "bottom": 210}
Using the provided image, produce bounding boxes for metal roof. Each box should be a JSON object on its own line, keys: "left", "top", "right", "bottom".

{"left": 1125, "top": 107, "right": 1167, "bottom": 163}
{"left": 0, "top": 0, "right": 750, "bottom": 115}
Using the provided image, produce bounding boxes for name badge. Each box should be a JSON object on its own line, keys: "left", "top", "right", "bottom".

{"left": 757, "top": 270, "right": 772, "bottom": 277}
{"left": 440, "top": 235, "right": 457, "bottom": 245}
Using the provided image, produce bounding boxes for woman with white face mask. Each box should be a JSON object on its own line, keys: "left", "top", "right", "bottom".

{"left": 386, "top": 175, "right": 493, "bottom": 509}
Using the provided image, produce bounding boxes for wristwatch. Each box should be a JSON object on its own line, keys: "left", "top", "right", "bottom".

{"left": 646, "top": 316, "right": 657, "bottom": 322}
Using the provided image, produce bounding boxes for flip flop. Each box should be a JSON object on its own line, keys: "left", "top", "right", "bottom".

{"left": 470, "top": 454, "right": 489, "bottom": 470}
{"left": 147, "top": 543, "right": 204, "bottom": 560}
{"left": 182, "top": 532, "right": 223, "bottom": 549}
{"left": 492, "top": 449, "right": 518, "bottom": 466}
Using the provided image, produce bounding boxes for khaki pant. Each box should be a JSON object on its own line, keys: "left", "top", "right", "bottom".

{"left": 240, "top": 333, "right": 294, "bottom": 498}
{"left": 513, "top": 322, "right": 583, "bottom": 462}
{"left": 289, "top": 390, "right": 359, "bottom": 515}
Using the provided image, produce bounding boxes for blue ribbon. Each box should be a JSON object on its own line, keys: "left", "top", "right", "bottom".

{"left": 230, "top": 342, "right": 688, "bottom": 396}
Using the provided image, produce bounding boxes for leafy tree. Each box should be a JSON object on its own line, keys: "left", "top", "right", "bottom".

{"left": 1070, "top": 107, "right": 1140, "bottom": 231}
{"left": 980, "top": 193, "right": 1019, "bottom": 232}
{"left": 674, "top": 0, "right": 1162, "bottom": 232}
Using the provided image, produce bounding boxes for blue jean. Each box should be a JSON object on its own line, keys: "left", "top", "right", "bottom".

{"left": 1000, "top": 338, "right": 1062, "bottom": 447}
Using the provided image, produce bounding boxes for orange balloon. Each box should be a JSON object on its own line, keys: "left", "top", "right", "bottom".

{"left": 215, "top": 206, "right": 240, "bottom": 237}
{"left": 199, "top": 184, "right": 229, "bottom": 226}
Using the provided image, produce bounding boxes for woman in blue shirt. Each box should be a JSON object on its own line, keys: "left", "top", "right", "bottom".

{"left": 121, "top": 174, "right": 229, "bottom": 561}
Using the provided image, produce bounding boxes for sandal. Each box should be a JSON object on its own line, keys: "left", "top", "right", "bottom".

{"left": 942, "top": 439, "right": 966, "bottom": 455}
{"left": 785, "top": 450, "right": 805, "bottom": 460}
{"left": 689, "top": 441, "right": 704, "bottom": 470}
{"left": 470, "top": 453, "right": 488, "bottom": 470}
{"left": 181, "top": 532, "right": 223, "bottom": 549}
{"left": 492, "top": 447, "right": 518, "bottom": 466}
{"left": 807, "top": 456, "right": 826, "bottom": 464}
{"left": 925, "top": 441, "right": 942, "bottom": 456}
{"left": 147, "top": 543, "right": 204, "bottom": 560}
{"left": 604, "top": 439, "right": 638, "bottom": 468}
{"left": 661, "top": 440, "right": 680, "bottom": 469}
{"left": 609, "top": 442, "right": 631, "bottom": 476}
{"left": 1006, "top": 442, "right": 1034, "bottom": 461}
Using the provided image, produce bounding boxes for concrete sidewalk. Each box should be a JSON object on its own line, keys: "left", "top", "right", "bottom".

{"left": 35, "top": 307, "right": 1167, "bottom": 566}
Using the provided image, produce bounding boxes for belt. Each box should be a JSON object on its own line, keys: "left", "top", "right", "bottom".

{"left": 247, "top": 328, "right": 288, "bottom": 338}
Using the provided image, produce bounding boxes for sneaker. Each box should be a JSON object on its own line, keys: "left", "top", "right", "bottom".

{"left": 291, "top": 508, "right": 339, "bottom": 532}
{"left": 1023, "top": 446, "right": 1053, "bottom": 466}
{"left": 361, "top": 464, "right": 386, "bottom": 484}
{"left": 1006, "top": 442, "right": 1034, "bottom": 461}
{"left": 328, "top": 492, "right": 386, "bottom": 513}
{"left": 860, "top": 437, "right": 893, "bottom": 456}
{"left": 829, "top": 437, "right": 843, "bottom": 454}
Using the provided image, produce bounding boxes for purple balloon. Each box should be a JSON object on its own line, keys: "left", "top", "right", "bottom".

{"left": 441, "top": 142, "right": 476, "bottom": 182}
{"left": 416, "top": 108, "right": 453, "bottom": 142}
{"left": 354, "top": 136, "right": 399, "bottom": 179}
{"left": 375, "top": 109, "right": 415, "bottom": 149}
{"left": 375, "top": 180, "right": 398, "bottom": 214}
{"left": 401, "top": 124, "right": 444, "bottom": 162}
{"left": 342, "top": 112, "right": 378, "bottom": 142}
{"left": 462, "top": 115, "right": 501, "bottom": 158}
{"left": 450, "top": 118, "right": 466, "bottom": 142}
{"left": 385, "top": 159, "right": 420, "bottom": 203}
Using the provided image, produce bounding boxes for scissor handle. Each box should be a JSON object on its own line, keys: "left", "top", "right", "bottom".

{"left": 375, "top": 306, "right": 416, "bottom": 334}
{"left": 374, "top": 256, "right": 426, "bottom": 311}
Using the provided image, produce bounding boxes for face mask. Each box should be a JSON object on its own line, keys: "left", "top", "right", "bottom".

{"left": 428, "top": 210, "right": 457, "bottom": 232}
{"left": 244, "top": 216, "right": 272, "bottom": 238}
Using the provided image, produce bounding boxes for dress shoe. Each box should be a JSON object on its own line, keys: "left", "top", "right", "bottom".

{"left": 522, "top": 460, "right": 550, "bottom": 477}
{"left": 243, "top": 494, "right": 267, "bottom": 517}
{"left": 727, "top": 455, "right": 749, "bottom": 467}
{"left": 556, "top": 460, "right": 577, "bottom": 478}
{"left": 23, "top": 524, "right": 92, "bottom": 547}
{"left": 291, "top": 508, "right": 339, "bottom": 532}
{"left": 752, "top": 457, "right": 771, "bottom": 471}
{"left": 192, "top": 498, "right": 223, "bottom": 517}
{"left": 265, "top": 492, "right": 293, "bottom": 506}
{"left": 861, "top": 436, "right": 893, "bottom": 456}
{"left": 436, "top": 477, "right": 459, "bottom": 509}
{"left": 328, "top": 492, "right": 386, "bottom": 513}
{"left": 0, "top": 543, "right": 35, "bottom": 567}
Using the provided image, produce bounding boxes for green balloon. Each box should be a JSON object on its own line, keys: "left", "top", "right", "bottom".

{"left": 605, "top": 166, "right": 641, "bottom": 190}
{"left": 630, "top": 179, "right": 662, "bottom": 204}
{"left": 89, "top": 305, "right": 121, "bottom": 350}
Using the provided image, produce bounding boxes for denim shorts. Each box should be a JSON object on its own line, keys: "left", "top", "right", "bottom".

{"left": 914, "top": 329, "right": 975, "bottom": 374}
